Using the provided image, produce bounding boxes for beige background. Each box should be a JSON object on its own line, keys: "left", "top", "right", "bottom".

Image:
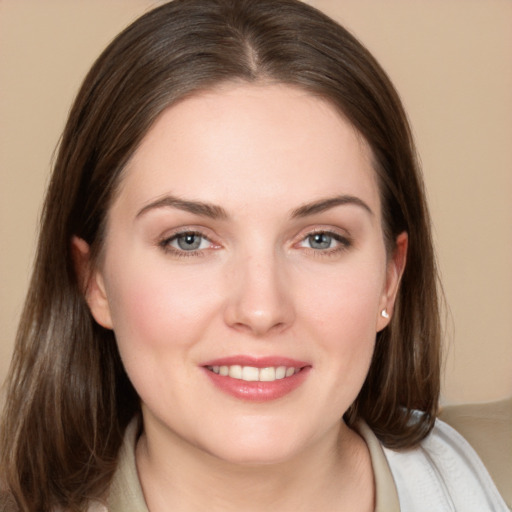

{"left": 1, "top": 0, "right": 511, "bottom": 405}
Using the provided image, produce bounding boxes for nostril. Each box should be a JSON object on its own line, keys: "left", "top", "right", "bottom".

{"left": 227, "top": 316, "right": 290, "bottom": 337}
{"left": 223, "top": 267, "right": 296, "bottom": 335}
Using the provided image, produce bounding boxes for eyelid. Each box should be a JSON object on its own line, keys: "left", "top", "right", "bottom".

{"left": 157, "top": 226, "right": 221, "bottom": 255}
{"left": 295, "top": 225, "right": 351, "bottom": 242}
{"left": 293, "top": 226, "right": 353, "bottom": 253}
{"left": 168, "top": 232, "right": 211, "bottom": 250}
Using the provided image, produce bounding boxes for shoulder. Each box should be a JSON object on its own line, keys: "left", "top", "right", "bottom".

{"left": 382, "top": 417, "right": 509, "bottom": 511}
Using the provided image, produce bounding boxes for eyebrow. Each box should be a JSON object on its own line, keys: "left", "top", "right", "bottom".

{"left": 136, "top": 195, "right": 229, "bottom": 220}
{"left": 291, "top": 195, "right": 373, "bottom": 218}
{"left": 136, "top": 193, "right": 372, "bottom": 221}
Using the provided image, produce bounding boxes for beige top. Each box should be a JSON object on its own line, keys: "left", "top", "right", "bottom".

{"left": 102, "top": 419, "right": 400, "bottom": 512}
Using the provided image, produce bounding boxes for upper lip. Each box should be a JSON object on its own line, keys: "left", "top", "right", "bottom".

{"left": 201, "top": 355, "right": 310, "bottom": 369}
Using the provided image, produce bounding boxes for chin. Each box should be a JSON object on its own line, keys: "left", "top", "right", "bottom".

{"left": 207, "top": 442, "right": 301, "bottom": 467}
{"left": 195, "top": 422, "right": 313, "bottom": 467}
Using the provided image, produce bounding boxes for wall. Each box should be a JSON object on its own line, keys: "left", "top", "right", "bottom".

{"left": 1, "top": 0, "right": 511, "bottom": 404}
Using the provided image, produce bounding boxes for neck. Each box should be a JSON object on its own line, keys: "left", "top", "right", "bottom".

{"left": 136, "top": 418, "right": 374, "bottom": 512}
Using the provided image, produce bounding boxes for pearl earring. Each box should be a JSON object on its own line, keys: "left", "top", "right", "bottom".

{"left": 381, "top": 309, "right": 390, "bottom": 319}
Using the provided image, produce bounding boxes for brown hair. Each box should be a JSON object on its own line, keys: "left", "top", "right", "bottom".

{"left": 0, "top": 0, "right": 440, "bottom": 509}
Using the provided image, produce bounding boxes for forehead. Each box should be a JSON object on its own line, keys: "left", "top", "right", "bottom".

{"left": 115, "top": 83, "right": 380, "bottom": 219}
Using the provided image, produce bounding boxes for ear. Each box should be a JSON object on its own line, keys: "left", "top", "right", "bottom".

{"left": 71, "top": 236, "right": 113, "bottom": 330}
{"left": 376, "top": 231, "right": 408, "bottom": 332}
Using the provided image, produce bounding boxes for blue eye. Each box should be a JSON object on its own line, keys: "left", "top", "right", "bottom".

{"left": 174, "top": 233, "right": 205, "bottom": 251}
{"left": 299, "top": 231, "right": 351, "bottom": 252}
{"left": 307, "top": 233, "right": 334, "bottom": 250}
{"left": 161, "top": 232, "right": 211, "bottom": 253}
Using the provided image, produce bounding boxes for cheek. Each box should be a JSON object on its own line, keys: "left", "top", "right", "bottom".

{"left": 318, "top": 288, "right": 378, "bottom": 373}
{"left": 103, "top": 259, "right": 225, "bottom": 406}
{"left": 300, "top": 258, "right": 385, "bottom": 332}
{"left": 104, "top": 258, "right": 222, "bottom": 354}
{"left": 297, "top": 258, "right": 385, "bottom": 376}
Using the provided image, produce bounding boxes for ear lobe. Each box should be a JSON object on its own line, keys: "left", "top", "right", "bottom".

{"left": 71, "top": 236, "right": 113, "bottom": 330}
{"left": 377, "top": 231, "right": 408, "bottom": 331}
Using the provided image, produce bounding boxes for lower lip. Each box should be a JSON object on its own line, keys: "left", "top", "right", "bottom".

{"left": 202, "top": 367, "right": 311, "bottom": 402}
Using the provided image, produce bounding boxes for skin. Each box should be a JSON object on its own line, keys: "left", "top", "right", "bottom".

{"left": 76, "top": 83, "right": 407, "bottom": 511}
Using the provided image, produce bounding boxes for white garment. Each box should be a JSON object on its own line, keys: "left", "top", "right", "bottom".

{"left": 383, "top": 419, "right": 509, "bottom": 511}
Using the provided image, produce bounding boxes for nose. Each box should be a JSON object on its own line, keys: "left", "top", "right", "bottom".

{"left": 223, "top": 251, "right": 295, "bottom": 336}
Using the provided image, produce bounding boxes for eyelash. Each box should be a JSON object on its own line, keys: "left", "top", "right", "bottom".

{"left": 158, "top": 230, "right": 216, "bottom": 258}
{"left": 298, "top": 229, "right": 352, "bottom": 257}
{"left": 158, "top": 229, "right": 352, "bottom": 258}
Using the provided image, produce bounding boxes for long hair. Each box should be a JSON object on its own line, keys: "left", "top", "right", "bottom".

{"left": 0, "top": 0, "right": 440, "bottom": 510}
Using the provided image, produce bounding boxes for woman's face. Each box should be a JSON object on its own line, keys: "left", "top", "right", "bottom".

{"left": 83, "top": 83, "right": 405, "bottom": 464}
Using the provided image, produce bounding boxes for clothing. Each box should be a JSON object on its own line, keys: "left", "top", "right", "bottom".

{"left": 439, "top": 397, "right": 512, "bottom": 507}
{"left": 381, "top": 421, "right": 509, "bottom": 511}
{"left": 97, "top": 418, "right": 508, "bottom": 512}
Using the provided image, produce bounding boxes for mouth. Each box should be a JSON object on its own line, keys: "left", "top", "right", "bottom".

{"left": 201, "top": 356, "right": 310, "bottom": 402}
{"left": 206, "top": 365, "right": 301, "bottom": 382}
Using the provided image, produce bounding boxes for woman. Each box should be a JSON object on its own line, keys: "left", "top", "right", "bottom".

{"left": 0, "top": 0, "right": 507, "bottom": 510}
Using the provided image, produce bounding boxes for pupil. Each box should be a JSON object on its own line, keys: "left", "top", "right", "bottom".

{"left": 310, "top": 233, "right": 331, "bottom": 249}
{"left": 178, "top": 234, "right": 201, "bottom": 250}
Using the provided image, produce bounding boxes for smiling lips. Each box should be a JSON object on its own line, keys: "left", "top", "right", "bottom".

{"left": 207, "top": 364, "right": 299, "bottom": 382}
{"left": 202, "top": 357, "right": 310, "bottom": 401}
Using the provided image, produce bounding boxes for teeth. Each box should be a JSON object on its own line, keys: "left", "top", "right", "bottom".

{"left": 275, "top": 366, "right": 286, "bottom": 379}
{"left": 259, "top": 367, "right": 276, "bottom": 381}
{"left": 242, "top": 366, "right": 259, "bottom": 381}
{"left": 228, "top": 365, "right": 242, "bottom": 379}
{"left": 208, "top": 365, "right": 300, "bottom": 382}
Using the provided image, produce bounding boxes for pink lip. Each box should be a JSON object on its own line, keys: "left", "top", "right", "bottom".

{"left": 201, "top": 355, "right": 311, "bottom": 402}
{"left": 202, "top": 355, "right": 309, "bottom": 368}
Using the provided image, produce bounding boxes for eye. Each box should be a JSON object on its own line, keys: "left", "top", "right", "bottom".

{"left": 298, "top": 230, "right": 351, "bottom": 252}
{"left": 305, "top": 232, "right": 335, "bottom": 250}
{"left": 160, "top": 231, "right": 214, "bottom": 254}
